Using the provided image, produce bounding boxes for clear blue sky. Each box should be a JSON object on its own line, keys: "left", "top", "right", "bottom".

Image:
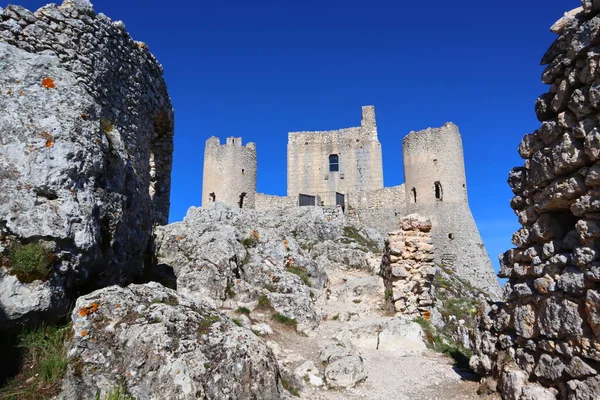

{"left": 17, "top": 0, "right": 581, "bottom": 273}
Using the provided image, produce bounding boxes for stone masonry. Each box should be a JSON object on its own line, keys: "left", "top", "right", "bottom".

{"left": 287, "top": 105, "right": 384, "bottom": 206}
{"left": 0, "top": 0, "right": 174, "bottom": 328}
{"left": 202, "top": 136, "right": 257, "bottom": 209}
{"left": 380, "top": 215, "right": 436, "bottom": 316}
{"left": 471, "top": 3, "right": 600, "bottom": 399}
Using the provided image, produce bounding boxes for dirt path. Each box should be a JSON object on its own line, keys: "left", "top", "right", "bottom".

{"left": 262, "top": 265, "right": 500, "bottom": 399}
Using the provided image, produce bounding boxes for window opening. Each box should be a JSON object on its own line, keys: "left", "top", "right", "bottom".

{"left": 209, "top": 192, "right": 216, "bottom": 202}
{"left": 411, "top": 188, "right": 417, "bottom": 203}
{"left": 329, "top": 154, "right": 339, "bottom": 172}
{"left": 242, "top": 169, "right": 245, "bottom": 175}
{"left": 448, "top": 233, "right": 454, "bottom": 240}
{"left": 239, "top": 192, "right": 247, "bottom": 209}
{"left": 434, "top": 181, "right": 443, "bottom": 201}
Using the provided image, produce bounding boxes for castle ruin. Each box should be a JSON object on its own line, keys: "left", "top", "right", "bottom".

{"left": 201, "top": 106, "right": 501, "bottom": 298}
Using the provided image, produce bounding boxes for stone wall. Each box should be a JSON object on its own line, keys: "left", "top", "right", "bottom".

{"left": 287, "top": 106, "right": 384, "bottom": 204}
{"left": 255, "top": 193, "right": 298, "bottom": 210}
{"left": 403, "top": 123, "right": 502, "bottom": 299}
{"left": 346, "top": 185, "right": 406, "bottom": 234}
{"left": 202, "top": 136, "right": 257, "bottom": 209}
{"left": 471, "top": 3, "right": 600, "bottom": 398}
{"left": 0, "top": 0, "right": 174, "bottom": 327}
{"left": 380, "top": 215, "right": 435, "bottom": 315}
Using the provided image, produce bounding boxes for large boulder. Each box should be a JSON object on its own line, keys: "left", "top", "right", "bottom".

{"left": 61, "top": 282, "right": 284, "bottom": 400}
{"left": 0, "top": 1, "right": 174, "bottom": 329}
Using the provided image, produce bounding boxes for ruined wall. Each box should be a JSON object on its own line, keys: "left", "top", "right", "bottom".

{"left": 471, "top": 3, "right": 600, "bottom": 398}
{"left": 403, "top": 123, "right": 501, "bottom": 299}
{"left": 0, "top": 0, "right": 174, "bottom": 327}
{"left": 346, "top": 185, "right": 406, "bottom": 234}
{"left": 380, "top": 215, "right": 435, "bottom": 315}
{"left": 287, "top": 106, "right": 383, "bottom": 204}
{"left": 202, "top": 136, "right": 257, "bottom": 209}
{"left": 255, "top": 193, "right": 297, "bottom": 210}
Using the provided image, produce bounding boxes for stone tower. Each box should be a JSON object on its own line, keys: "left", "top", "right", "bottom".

{"left": 403, "top": 123, "right": 502, "bottom": 299}
{"left": 287, "top": 106, "right": 384, "bottom": 205}
{"left": 202, "top": 136, "right": 257, "bottom": 209}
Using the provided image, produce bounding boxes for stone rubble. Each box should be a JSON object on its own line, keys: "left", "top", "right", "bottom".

{"left": 471, "top": 2, "right": 600, "bottom": 398}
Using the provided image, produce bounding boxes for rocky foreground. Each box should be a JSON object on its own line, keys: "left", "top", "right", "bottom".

{"left": 54, "top": 203, "right": 493, "bottom": 399}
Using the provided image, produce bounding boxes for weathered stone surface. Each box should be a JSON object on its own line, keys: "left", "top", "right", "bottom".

{"left": 0, "top": 0, "right": 174, "bottom": 328}
{"left": 567, "top": 375, "right": 600, "bottom": 399}
{"left": 156, "top": 203, "right": 383, "bottom": 333}
{"left": 566, "top": 356, "right": 598, "bottom": 378}
{"left": 61, "top": 283, "right": 283, "bottom": 399}
{"left": 585, "top": 290, "right": 600, "bottom": 336}
{"left": 534, "top": 354, "right": 566, "bottom": 380}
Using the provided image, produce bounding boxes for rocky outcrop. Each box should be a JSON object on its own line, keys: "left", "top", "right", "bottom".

{"left": 155, "top": 203, "right": 383, "bottom": 334}
{"left": 61, "top": 282, "right": 284, "bottom": 400}
{"left": 0, "top": 1, "right": 174, "bottom": 328}
{"left": 471, "top": 3, "right": 600, "bottom": 398}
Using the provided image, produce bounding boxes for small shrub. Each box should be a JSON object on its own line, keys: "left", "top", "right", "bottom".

{"left": 272, "top": 313, "right": 297, "bottom": 326}
{"left": 251, "top": 329, "right": 263, "bottom": 337}
{"left": 332, "top": 314, "right": 339, "bottom": 321}
{"left": 151, "top": 296, "right": 179, "bottom": 307}
{"left": 242, "top": 236, "right": 257, "bottom": 248}
{"left": 353, "top": 299, "right": 362, "bottom": 304}
{"left": 286, "top": 265, "right": 311, "bottom": 287}
{"left": 235, "top": 307, "right": 251, "bottom": 315}
{"left": 232, "top": 318, "right": 243, "bottom": 327}
{"left": 8, "top": 242, "right": 54, "bottom": 283}
{"left": 225, "top": 283, "right": 236, "bottom": 299}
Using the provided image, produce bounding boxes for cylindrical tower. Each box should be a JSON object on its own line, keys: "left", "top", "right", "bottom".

{"left": 403, "top": 122, "right": 467, "bottom": 209}
{"left": 202, "top": 136, "right": 257, "bottom": 209}
{"left": 402, "top": 123, "right": 502, "bottom": 299}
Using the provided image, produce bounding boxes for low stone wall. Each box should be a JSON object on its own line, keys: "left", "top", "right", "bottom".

{"left": 380, "top": 215, "right": 435, "bottom": 315}
{"left": 346, "top": 185, "right": 406, "bottom": 235}
{"left": 255, "top": 193, "right": 297, "bottom": 210}
{"left": 471, "top": 3, "right": 600, "bottom": 398}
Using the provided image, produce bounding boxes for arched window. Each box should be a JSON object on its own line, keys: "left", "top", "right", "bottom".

{"left": 239, "top": 192, "right": 247, "bottom": 209}
{"left": 411, "top": 188, "right": 417, "bottom": 203}
{"left": 209, "top": 192, "right": 216, "bottom": 202}
{"left": 434, "top": 181, "right": 443, "bottom": 201}
{"left": 329, "top": 154, "right": 339, "bottom": 172}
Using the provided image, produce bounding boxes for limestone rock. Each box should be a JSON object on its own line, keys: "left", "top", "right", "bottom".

{"left": 61, "top": 283, "right": 283, "bottom": 399}
{"left": 0, "top": 0, "right": 174, "bottom": 329}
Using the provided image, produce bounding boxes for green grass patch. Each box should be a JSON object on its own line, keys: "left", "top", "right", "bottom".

{"left": 414, "top": 317, "right": 472, "bottom": 369}
{"left": 286, "top": 265, "right": 311, "bottom": 287}
{"left": 272, "top": 313, "right": 297, "bottom": 326}
{"left": 281, "top": 378, "right": 300, "bottom": 397}
{"left": 7, "top": 242, "right": 54, "bottom": 283}
{"left": 241, "top": 237, "right": 258, "bottom": 248}
{"left": 263, "top": 283, "right": 278, "bottom": 293}
{"left": 0, "top": 324, "right": 70, "bottom": 400}
{"left": 225, "top": 283, "right": 236, "bottom": 299}
{"left": 101, "top": 380, "right": 135, "bottom": 400}
{"left": 257, "top": 294, "right": 273, "bottom": 310}
{"left": 332, "top": 314, "right": 339, "bottom": 321}
{"left": 232, "top": 318, "right": 243, "bottom": 327}
{"left": 353, "top": 299, "right": 362, "bottom": 304}
{"left": 341, "top": 226, "right": 380, "bottom": 253}
{"left": 101, "top": 118, "right": 114, "bottom": 134}
{"left": 235, "top": 307, "right": 251, "bottom": 315}
{"left": 151, "top": 295, "right": 179, "bottom": 307}
{"left": 198, "top": 315, "right": 221, "bottom": 337}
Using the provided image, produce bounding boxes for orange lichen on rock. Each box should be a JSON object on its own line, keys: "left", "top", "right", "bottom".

{"left": 177, "top": 236, "right": 184, "bottom": 241}
{"left": 81, "top": 330, "right": 88, "bottom": 337}
{"left": 81, "top": 114, "right": 88, "bottom": 120}
{"left": 78, "top": 302, "right": 100, "bottom": 317}
{"left": 40, "top": 132, "right": 54, "bottom": 148}
{"left": 41, "top": 77, "right": 56, "bottom": 89}
{"left": 19, "top": 90, "right": 24, "bottom": 96}
{"left": 423, "top": 311, "right": 432, "bottom": 321}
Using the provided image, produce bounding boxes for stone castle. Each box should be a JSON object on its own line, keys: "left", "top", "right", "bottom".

{"left": 202, "top": 106, "right": 501, "bottom": 297}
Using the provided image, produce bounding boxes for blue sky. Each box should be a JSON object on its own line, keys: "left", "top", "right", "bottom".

{"left": 16, "top": 0, "right": 581, "bottom": 273}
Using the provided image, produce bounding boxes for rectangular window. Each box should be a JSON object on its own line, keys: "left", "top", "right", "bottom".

{"left": 329, "top": 154, "right": 339, "bottom": 172}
